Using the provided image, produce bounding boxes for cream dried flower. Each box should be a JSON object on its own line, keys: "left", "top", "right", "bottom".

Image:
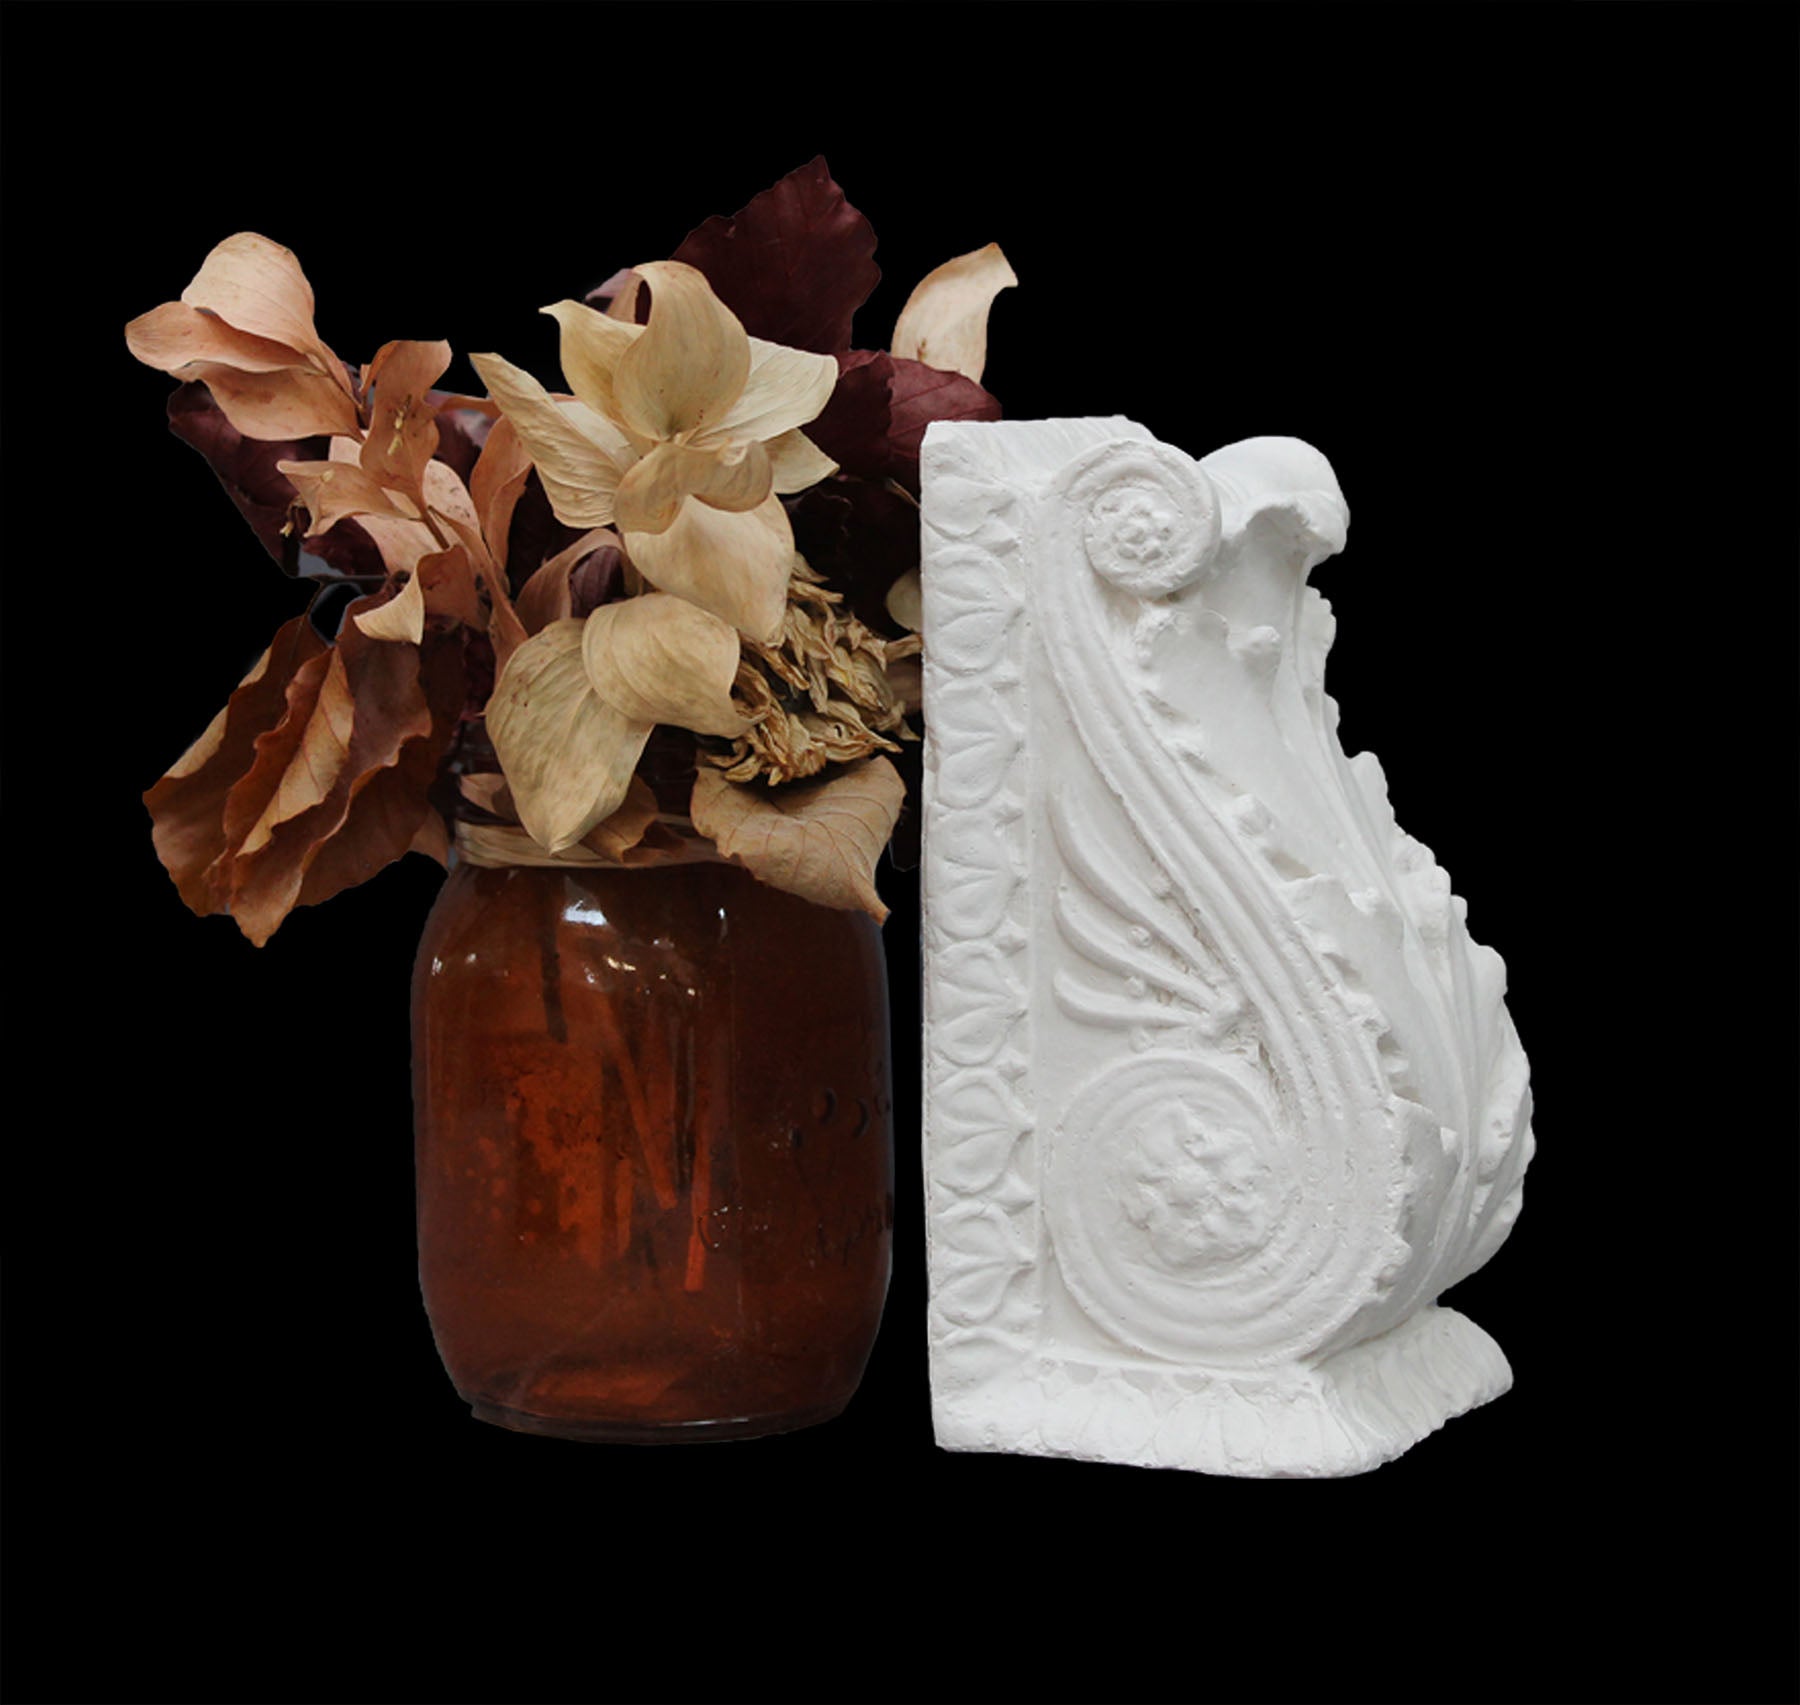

{"left": 469, "top": 260, "right": 838, "bottom": 644}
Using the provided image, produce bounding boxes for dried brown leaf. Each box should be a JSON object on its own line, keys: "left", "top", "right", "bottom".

{"left": 280, "top": 457, "right": 408, "bottom": 537}
{"left": 284, "top": 630, "right": 464, "bottom": 915}
{"left": 125, "top": 301, "right": 307, "bottom": 374}
{"left": 225, "top": 613, "right": 444, "bottom": 943}
{"left": 178, "top": 232, "right": 342, "bottom": 377}
{"left": 353, "top": 564, "right": 426, "bottom": 643}
{"left": 360, "top": 338, "right": 451, "bottom": 502}
{"left": 689, "top": 757, "right": 902, "bottom": 921}
{"left": 581, "top": 775, "right": 659, "bottom": 860}
{"left": 184, "top": 360, "right": 361, "bottom": 441}
{"left": 468, "top": 413, "right": 533, "bottom": 570}
{"left": 223, "top": 647, "right": 356, "bottom": 860}
{"left": 143, "top": 617, "right": 327, "bottom": 916}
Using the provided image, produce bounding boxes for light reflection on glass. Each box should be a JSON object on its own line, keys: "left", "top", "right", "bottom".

{"left": 565, "top": 899, "right": 608, "bottom": 927}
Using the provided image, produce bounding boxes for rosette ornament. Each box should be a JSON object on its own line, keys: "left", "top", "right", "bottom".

{"left": 470, "top": 260, "right": 837, "bottom": 643}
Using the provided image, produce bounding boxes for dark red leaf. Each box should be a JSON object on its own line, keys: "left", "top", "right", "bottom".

{"left": 568, "top": 543, "right": 626, "bottom": 618}
{"left": 426, "top": 390, "right": 492, "bottom": 483}
{"left": 165, "top": 381, "right": 311, "bottom": 569}
{"left": 885, "top": 737, "right": 923, "bottom": 873}
{"left": 503, "top": 472, "right": 588, "bottom": 595}
{"left": 787, "top": 477, "right": 919, "bottom": 637}
{"left": 296, "top": 518, "right": 387, "bottom": 586}
{"left": 806, "top": 352, "right": 1002, "bottom": 493}
{"left": 669, "top": 157, "right": 880, "bottom": 355}
{"left": 166, "top": 381, "right": 386, "bottom": 584}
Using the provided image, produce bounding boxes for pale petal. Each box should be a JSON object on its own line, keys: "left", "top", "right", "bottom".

{"left": 470, "top": 351, "right": 623, "bottom": 529}
{"left": 613, "top": 440, "right": 772, "bottom": 536}
{"left": 556, "top": 398, "right": 640, "bottom": 458}
{"left": 541, "top": 299, "right": 642, "bottom": 422}
{"left": 763, "top": 428, "right": 838, "bottom": 494}
{"left": 689, "top": 757, "right": 904, "bottom": 921}
{"left": 485, "top": 619, "right": 650, "bottom": 852}
{"left": 891, "top": 242, "right": 1017, "bottom": 382}
{"left": 353, "top": 567, "right": 426, "bottom": 643}
{"left": 190, "top": 362, "right": 361, "bottom": 440}
{"left": 581, "top": 593, "right": 748, "bottom": 737}
{"left": 611, "top": 260, "right": 750, "bottom": 442}
{"left": 624, "top": 491, "right": 793, "bottom": 642}
{"left": 885, "top": 569, "right": 922, "bottom": 631}
{"left": 695, "top": 337, "right": 837, "bottom": 448}
{"left": 125, "top": 302, "right": 307, "bottom": 374}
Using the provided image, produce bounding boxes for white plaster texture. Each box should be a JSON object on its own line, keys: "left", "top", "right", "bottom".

{"left": 919, "top": 418, "right": 1534, "bottom": 1477}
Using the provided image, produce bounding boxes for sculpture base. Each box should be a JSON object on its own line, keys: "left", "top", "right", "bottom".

{"left": 931, "top": 1306, "right": 1512, "bottom": 1478}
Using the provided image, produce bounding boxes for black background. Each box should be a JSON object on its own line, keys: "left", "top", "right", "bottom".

{"left": 4, "top": 5, "right": 1796, "bottom": 1703}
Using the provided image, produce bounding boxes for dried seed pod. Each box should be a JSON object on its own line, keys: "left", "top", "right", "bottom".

{"left": 702, "top": 555, "right": 918, "bottom": 786}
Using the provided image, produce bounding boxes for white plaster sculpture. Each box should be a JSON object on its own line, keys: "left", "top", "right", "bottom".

{"left": 918, "top": 419, "right": 1534, "bottom": 1477}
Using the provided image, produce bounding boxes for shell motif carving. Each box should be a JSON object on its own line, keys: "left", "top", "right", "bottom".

{"left": 921, "top": 417, "right": 1535, "bottom": 1476}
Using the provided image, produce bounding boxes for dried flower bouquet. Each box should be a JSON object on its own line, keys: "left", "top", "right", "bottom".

{"left": 129, "top": 159, "right": 1014, "bottom": 942}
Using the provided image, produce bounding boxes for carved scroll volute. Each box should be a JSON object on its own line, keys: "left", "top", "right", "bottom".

{"left": 1034, "top": 440, "right": 1400, "bottom": 1369}
{"left": 921, "top": 418, "right": 1533, "bottom": 1475}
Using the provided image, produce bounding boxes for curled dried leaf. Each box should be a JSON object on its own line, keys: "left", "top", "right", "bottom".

{"left": 178, "top": 232, "right": 342, "bottom": 377}
{"left": 486, "top": 619, "right": 648, "bottom": 852}
{"left": 891, "top": 243, "right": 1017, "bottom": 383}
{"left": 181, "top": 361, "right": 361, "bottom": 441}
{"left": 353, "top": 567, "right": 426, "bottom": 643}
{"left": 124, "top": 302, "right": 307, "bottom": 374}
{"left": 468, "top": 414, "right": 533, "bottom": 571}
{"left": 690, "top": 758, "right": 902, "bottom": 921}
{"left": 144, "top": 617, "right": 327, "bottom": 916}
{"left": 613, "top": 440, "right": 773, "bottom": 535}
{"left": 581, "top": 593, "right": 748, "bottom": 737}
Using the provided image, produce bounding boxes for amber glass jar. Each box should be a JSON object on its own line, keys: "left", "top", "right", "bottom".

{"left": 411, "top": 858, "right": 894, "bottom": 1441}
